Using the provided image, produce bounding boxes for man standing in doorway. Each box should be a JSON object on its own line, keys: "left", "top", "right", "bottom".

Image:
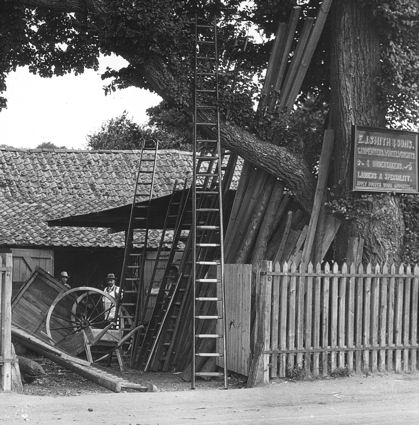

{"left": 59, "top": 271, "right": 71, "bottom": 289}
{"left": 103, "top": 273, "right": 121, "bottom": 322}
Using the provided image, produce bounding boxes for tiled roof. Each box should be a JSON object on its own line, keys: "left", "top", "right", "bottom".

{"left": 0, "top": 148, "right": 194, "bottom": 248}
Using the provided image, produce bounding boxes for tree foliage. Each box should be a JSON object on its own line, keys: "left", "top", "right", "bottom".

{"left": 87, "top": 111, "right": 189, "bottom": 150}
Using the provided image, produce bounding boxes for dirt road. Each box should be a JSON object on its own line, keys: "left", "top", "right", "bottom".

{"left": 1, "top": 374, "right": 419, "bottom": 424}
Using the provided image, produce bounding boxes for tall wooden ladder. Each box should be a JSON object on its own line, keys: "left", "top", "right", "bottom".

{"left": 118, "top": 141, "right": 158, "bottom": 362}
{"left": 132, "top": 179, "right": 189, "bottom": 369}
{"left": 191, "top": 18, "right": 227, "bottom": 389}
{"left": 147, "top": 150, "right": 234, "bottom": 375}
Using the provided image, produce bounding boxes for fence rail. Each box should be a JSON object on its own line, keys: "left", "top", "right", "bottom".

{"left": 252, "top": 261, "right": 419, "bottom": 384}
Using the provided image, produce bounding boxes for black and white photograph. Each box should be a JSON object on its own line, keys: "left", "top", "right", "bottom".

{"left": 0, "top": 1, "right": 418, "bottom": 423}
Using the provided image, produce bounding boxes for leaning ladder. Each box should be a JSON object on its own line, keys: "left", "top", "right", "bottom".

{"left": 192, "top": 18, "right": 227, "bottom": 389}
{"left": 118, "top": 141, "right": 158, "bottom": 361}
{"left": 132, "top": 179, "right": 189, "bottom": 369}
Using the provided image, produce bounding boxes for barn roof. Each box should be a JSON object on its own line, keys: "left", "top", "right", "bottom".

{"left": 0, "top": 148, "right": 197, "bottom": 248}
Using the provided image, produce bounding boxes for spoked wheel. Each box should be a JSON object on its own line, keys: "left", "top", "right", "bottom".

{"left": 46, "top": 286, "right": 126, "bottom": 362}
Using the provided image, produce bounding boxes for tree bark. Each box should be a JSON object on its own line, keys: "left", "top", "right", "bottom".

{"left": 330, "top": 0, "right": 404, "bottom": 264}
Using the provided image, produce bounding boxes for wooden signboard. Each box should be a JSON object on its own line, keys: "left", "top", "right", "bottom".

{"left": 352, "top": 126, "right": 418, "bottom": 193}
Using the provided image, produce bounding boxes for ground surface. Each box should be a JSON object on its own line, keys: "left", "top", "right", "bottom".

{"left": 2, "top": 372, "right": 419, "bottom": 424}
{"left": 19, "top": 357, "right": 246, "bottom": 395}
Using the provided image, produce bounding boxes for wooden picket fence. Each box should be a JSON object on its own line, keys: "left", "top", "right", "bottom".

{"left": 251, "top": 261, "right": 419, "bottom": 384}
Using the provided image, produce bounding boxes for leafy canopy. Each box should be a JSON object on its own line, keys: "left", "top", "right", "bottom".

{"left": 1, "top": 0, "right": 417, "bottom": 129}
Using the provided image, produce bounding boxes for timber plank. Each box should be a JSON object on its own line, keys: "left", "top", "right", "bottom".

{"left": 347, "top": 263, "right": 356, "bottom": 372}
{"left": 321, "top": 262, "right": 330, "bottom": 376}
{"left": 330, "top": 263, "right": 338, "bottom": 372}
{"left": 411, "top": 266, "right": 419, "bottom": 371}
{"left": 394, "top": 265, "right": 404, "bottom": 372}
{"left": 312, "top": 263, "right": 321, "bottom": 377}
{"left": 338, "top": 263, "right": 347, "bottom": 369}
{"left": 387, "top": 265, "right": 396, "bottom": 372}
{"left": 379, "top": 265, "right": 388, "bottom": 372}
{"left": 403, "top": 265, "right": 411, "bottom": 372}
{"left": 363, "top": 264, "right": 372, "bottom": 373}
{"left": 370, "top": 265, "right": 380, "bottom": 372}
{"left": 279, "top": 263, "right": 289, "bottom": 377}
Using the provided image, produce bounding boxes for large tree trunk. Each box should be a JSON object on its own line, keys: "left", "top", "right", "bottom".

{"left": 330, "top": 0, "right": 404, "bottom": 264}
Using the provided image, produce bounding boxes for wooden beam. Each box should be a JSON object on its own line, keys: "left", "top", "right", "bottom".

{"left": 247, "top": 261, "right": 272, "bottom": 387}
{"left": 273, "top": 210, "right": 293, "bottom": 265}
{"left": 272, "top": 7, "right": 301, "bottom": 98}
{"left": 1, "top": 254, "right": 13, "bottom": 391}
{"left": 277, "top": 17, "right": 314, "bottom": 109}
{"left": 284, "top": 0, "right": 333, "bottom": 109}
{"left": 301, "top": 129, "right": 334, "bottom": 268}
{"left": 251, "top": 182, "right": 284, "bottom": 264}
{"left": 259, "top": 22, "right": 287, "bottom": 112}
{"left": 312, "top": 205, "right": 341, "bottom": 264}
{"left": 235, "top": 176, "right": 275, "bottom": 263}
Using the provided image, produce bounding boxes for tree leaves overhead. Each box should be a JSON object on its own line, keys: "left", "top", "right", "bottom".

{"left": 0, "top": 0, "right": 417, "bottom": 126}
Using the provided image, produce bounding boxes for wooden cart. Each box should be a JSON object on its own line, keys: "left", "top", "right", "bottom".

{"left": 12, "top": 268, "right": 141, "bottom": 370}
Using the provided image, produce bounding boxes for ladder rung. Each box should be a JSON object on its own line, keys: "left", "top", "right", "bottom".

{"left": 196, "top": 173, "right": 217, "bottom": 177}
{"left": 196, "top": 297, "right": 219, "bottom": 301}
{"left": 195, "top": 334, "right": 221, "bottom": 338}
{"left": 197, "top": 156, "right": 218, "bottom": 160}
{"left": 196, "top": 243, "right": 220, "bottom": 247}
{"left": 196, "top": 139, "right": 218, "bottom": 143}
{"left": 195, "top": 315, "right": 219, "bottom": 320}
{"left": 197, "top": 225, "right": 219, "bottom": 230}
{"left": 195, "top": 353, "right": 221, "bottom": 357}
{"left": 196, "top": 261, "right": 218, "bottom": 265}
{"left": 196, "top": 190, "right": 218, "bottom": 195}
{"left": 196, "top": 56, "right": 216, "bottom": 60}
{"left": 195, "top": 372, "right": 224, "bottom": 377}
{"left": 123, "top": 303, "right": 136, "bottom": 306}
{"left": 197, "top": 208, "right": 219, "bottom": 212}
{"left": 196, "top": 278, "right": 218, "bottom": 283}
{"left": 196, "top": 122, "right": 217, "bottom": 126}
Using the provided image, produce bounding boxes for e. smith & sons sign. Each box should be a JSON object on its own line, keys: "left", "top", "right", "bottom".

{"left": 353, "top": 126, "right": 418, "bottom": 193}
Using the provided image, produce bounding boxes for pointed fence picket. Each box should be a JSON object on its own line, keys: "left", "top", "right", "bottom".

{"left": 257, "top": 261, "right": 419, "bottom": 381}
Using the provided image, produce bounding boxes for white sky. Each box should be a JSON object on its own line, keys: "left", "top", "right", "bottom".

{"left": 0, "top": 55, "right": 161, "bottom": 150}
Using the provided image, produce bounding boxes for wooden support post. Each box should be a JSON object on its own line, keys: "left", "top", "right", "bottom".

{"left": 1, "top": 254, "right": 13, "bottom": 392}
{"left": 277, "top": 17, "right": 314, "bottom": 109}
{"left": 284, "top": 0, "right": 333, "bottom": 109}
{"left": 247, "top": 261, "right": 272, "bottom": 387}
{"left": 272, "top": 7, "right": 301, "bottom": 101}
{"left": 259, "top": 22, "right": 287, "bottom": 112}
{"left": 301, "top": 129, "right": 334, "bottom": 268}
{"left": 235, "top": 176, "right": 275, "bottom": 264}
{"left": 251, "top": 182, "right": 284, "bottom": 264}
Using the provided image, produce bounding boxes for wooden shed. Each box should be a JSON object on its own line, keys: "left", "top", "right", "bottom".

{"left": 0, "top": 147, "right": 196, "bottom": 297}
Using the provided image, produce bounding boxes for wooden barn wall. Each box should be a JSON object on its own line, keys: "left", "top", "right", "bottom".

{"left": 10, "top": 248, "right": 54, "bottom": 299}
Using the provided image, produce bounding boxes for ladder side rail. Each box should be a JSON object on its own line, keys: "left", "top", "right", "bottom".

{"left": 215, "top": 20, "right": 228, "bottom": 387}
{"left": 135, "top": 141, "right": 159, "bottom": 325}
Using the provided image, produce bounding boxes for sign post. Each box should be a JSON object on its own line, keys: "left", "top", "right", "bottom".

{"left": 352, "top": 126, "right": 418, "bottom": 194}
